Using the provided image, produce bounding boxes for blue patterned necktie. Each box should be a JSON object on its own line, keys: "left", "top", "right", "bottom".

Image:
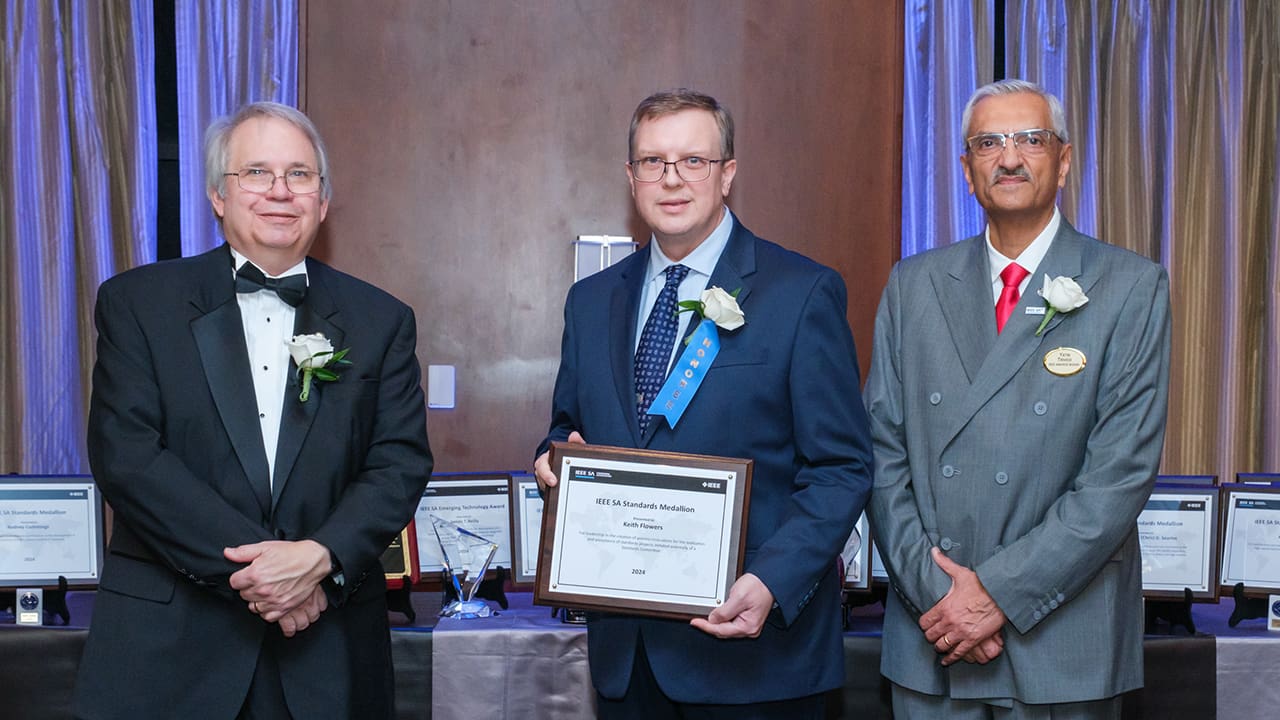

{"left": 634, "top": 264, "right": 690, "bottom": 435}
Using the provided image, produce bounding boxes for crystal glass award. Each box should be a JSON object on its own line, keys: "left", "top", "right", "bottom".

{"left": 431, "top": 514, "right": 499, "bottom": 618}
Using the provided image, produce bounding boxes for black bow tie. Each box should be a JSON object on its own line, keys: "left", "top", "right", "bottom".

{"left": 235, "top": 262, "right": 307, "bottom": 307}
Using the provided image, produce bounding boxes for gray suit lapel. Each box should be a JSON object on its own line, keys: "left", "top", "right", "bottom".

{"left": 190, "top": 247, "right": 272, "bottom": 517}
{"left": 272, "top": 261, "right": 341, "bottom": 509}
{"left": 938, "top": 223, "right": 1095, "bottom": 449}
{"left": 933, "top": 238, "right": 996, "bottom": 383}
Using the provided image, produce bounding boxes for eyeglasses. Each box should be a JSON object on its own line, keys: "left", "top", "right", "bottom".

{"left": 965, "top": 129, "right": 1062, "bottom": 157}
{"left": 224, "top": 168, "right": 325, "bottom": 195}
{"left": 629, "top": 156, "right": 726, "bottom": 183}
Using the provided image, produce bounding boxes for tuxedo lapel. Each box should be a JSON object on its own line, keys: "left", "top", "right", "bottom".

{"left": 189, "top": 246, "right": 272, "bottom": 517}
{"left": 611, "top": 247, "right": 647, "bottom": 447}
{"left": 272, "top": 260, "right": 342, "bottom": 508}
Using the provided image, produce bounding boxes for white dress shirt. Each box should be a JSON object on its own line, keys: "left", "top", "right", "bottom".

{"left": 230, "top": 248, "right": 307, "bottom": 488}
{"left": 634, "top": 207, "right": 735, "bottom": 372}
{"left": 985, "top": 206, "right": 1061, "bottom": 305}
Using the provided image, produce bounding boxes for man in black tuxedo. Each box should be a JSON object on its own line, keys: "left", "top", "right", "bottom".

{"left": 73, "top": 102, "right": 432, "bottom": 719}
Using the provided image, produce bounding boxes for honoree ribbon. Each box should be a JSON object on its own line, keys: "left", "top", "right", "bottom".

{"left": 648, "top": 318, "right": 720, "bottom": 430}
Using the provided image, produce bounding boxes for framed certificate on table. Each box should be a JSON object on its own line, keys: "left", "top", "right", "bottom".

{"left": 0, "top": 475, "right": 104, "bottom": 588}
{"left": 508, "top": 473, "right": 543, "bottom": 585}
{"left": 1220, "top": 485, "right": 1280, "bottom": 595}
{"left": 535, "top": 442, "right": 752, "bottom": 620}
{"left": 382, "top": 521, "right": 420, "bottom": 587}
{"left": 841, "top": 512, "right": 871, "bottom": 590}
{"left": 1139, "top": 483, "right": 1220, "bottom": 600}
{"left": 413, "top": 473, "right": 512, "bottom": 584}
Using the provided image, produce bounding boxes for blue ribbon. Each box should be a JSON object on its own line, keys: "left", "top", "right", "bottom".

{"left": 648, "top": 318, "right": 720, "bottom": 430}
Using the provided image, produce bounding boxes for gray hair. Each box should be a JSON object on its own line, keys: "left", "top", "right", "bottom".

{"left": 961, "top": 79, "right": 1069, "bottom": 144}
{"left": 204, "top": 101, "right": 332, "bottom": 201}
{"left": 629, "top": 89, "right": 735, "bottom": 161}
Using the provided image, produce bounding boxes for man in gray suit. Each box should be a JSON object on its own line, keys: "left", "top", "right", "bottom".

{"left": 866, "top": 79, "right": 1171, "bottom": 718}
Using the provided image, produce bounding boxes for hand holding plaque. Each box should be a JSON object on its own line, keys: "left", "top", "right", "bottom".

{"left": 431, "top": 514, "right": 499, "bottom": 618}
{"left": 534, "top": 442, "right": 752, "bottom": 619}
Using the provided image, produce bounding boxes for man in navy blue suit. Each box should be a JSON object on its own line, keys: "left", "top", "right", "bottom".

{"left": 534, "top": 89, "right": 874, "bottom": 717}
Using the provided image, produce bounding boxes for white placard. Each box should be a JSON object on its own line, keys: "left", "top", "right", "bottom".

{"left": 547, "top": 454, "right": 739, "bottom": 612}
{"left": 1221, "top": 490, "right": 1280, "bottom": 590}
{"left": 1139, "top": 490, "right": 1215, "bottom": 593}
{"left": 841, "top": 513, "right": 871, "bottom": 589}
{"left": 0, "top": 477, "right": 103, "bottom": 587}
{"left": 510, "top": 474, "right": 543, "bottom": 583}
{"left": 414, "top": 475, "right": 511, "bottom": 575}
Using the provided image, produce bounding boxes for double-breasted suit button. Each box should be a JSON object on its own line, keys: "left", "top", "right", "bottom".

{"left": 995, "top": 471, "right": 1008, "bottom": 485}
{"left": 939, "top": 537, "right": 954, "bottom": 551}
{"left": 1033, "top": 401, "right": 1048, "bottom": 415}
{"left": 941, "top": 464, "right": 956, "bottom": 478}
{"left": 929, "top": 392, "right": 942, "bottom": 405}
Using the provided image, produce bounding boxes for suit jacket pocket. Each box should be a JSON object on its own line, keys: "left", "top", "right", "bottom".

{"left": 99, "top": 552, "right": 177, "bottom": 604}
{"left": 708, "top": 347, "right": 768, "bottom": 369}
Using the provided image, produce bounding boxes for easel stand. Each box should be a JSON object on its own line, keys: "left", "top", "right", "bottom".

{"left": 1228, "top": 582, "right": 1269, "bottom": 627}
{"left": 1144, "top": 588, "right": 1195, "bottom": 634}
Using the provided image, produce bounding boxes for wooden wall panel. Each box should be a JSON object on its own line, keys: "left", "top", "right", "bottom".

{"left": 301, "top": 1, "right": 902, "bottom": 472}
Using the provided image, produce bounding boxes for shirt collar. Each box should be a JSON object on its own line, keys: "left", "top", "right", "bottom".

{"left": 230, "top": 247, "right": 309, "bottom": 282}
{"left": 985, "top": 206, "right": 1060, "bottom": 284}
{"left": 645, "top": 206, "right": 734, "bottom": 283}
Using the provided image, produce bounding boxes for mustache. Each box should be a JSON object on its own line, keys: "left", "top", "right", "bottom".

{"left": 990, "top": 166, "right": 1031, "bottom": 183}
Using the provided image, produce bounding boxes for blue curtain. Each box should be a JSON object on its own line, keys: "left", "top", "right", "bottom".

{"left": 175, "top": 0, "right": 298, "bottom": 257}
{"left": 0, "top": 0, "right": 155, "bottom": 473}
{"left": 900, "top": 0, "right": 994, "bottom": 258}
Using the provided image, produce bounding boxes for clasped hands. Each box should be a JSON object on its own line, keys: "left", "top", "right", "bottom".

{"left": 224, "top": 538, "right": 332, "bottom": 638}
{"left": 919, "top": 547, "right": 1007, "bottom": 666}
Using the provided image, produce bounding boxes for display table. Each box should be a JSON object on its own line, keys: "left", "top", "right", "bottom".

{"left": 2, "top": 591, "right": 1276, "bottom": 718}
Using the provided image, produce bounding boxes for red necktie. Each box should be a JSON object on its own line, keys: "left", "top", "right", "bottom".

{"left": 995, "top": 262, "right": 1029, "bottom": 333}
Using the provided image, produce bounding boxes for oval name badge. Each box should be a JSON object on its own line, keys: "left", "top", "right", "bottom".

{"left": 1043, "top": 347, "right": 1086, "bottom": 377}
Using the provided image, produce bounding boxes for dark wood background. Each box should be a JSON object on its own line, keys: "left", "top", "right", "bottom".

{"left": 299, "top": 1, "right": 903, "bottom": 472}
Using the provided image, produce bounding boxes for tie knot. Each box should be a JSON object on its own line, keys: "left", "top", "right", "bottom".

{"left": 1000, "top": 262, "right": 1029, "bottom": 289}
{"left": 665, "top": 264, "right": 690, "bottom": 287}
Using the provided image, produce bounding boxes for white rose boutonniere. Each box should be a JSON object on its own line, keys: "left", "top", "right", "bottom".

{"left": 678, "top": 286, "right": 745, "bottom": 341}
{"left": 1035, "top": 275, "right": 1089, "bottom": 336}
{"left": 285, "top": 333, "right": 351, "bottom": 402}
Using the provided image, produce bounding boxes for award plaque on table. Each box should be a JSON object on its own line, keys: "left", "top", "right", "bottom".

{"left": 1139, "top": 482, "right": 1221, "bottom": 600}
{"left": 412, "top": 473, "right": 512, "bottom": 585}
{"left": 1220, "top": 484, "right": 1280, "bottom": 596}
{"left": 382, "top": 521, "right": 421, "bottom": 588}
{"left": 508, "top": 473, "right": 544, "bottom": 586}
{"left": 841, "top": 512, "right": 871, "bottom": 591}
{"left": 0, "top": 475, "right": 104, "bottom": 588}
{"left": 535, "top": 442, "right": 752, "bottom": 620}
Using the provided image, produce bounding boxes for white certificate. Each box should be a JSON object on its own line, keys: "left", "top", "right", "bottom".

{"left": 536, "top": 443, "right": 751, "bottom": 619}
{"left": 510, "top": 474, "right": 543, "bottom": 584}
{"left": 0, "top": 477, "right": 104, "bottom": 586}
{"left": 1139, "top": 490, "right": 1216, "bottom": 595}
{"left": 414, "top": 474, "right": 511, "bottom": 575}
{"left": 1221, "top": 489, "right": 1280, "bottom": 590}
{"left": 870, "top": 541, "right": 889, "bottom": 581}
{"left": 841, "top": 512, "right": 871, "bottom": 589}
